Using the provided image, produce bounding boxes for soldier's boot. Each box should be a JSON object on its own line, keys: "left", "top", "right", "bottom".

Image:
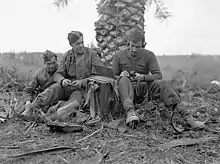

{"left": 21, "top": 99, "right": 40, "bottom": 115}
{"left": 126, "top": 107, "right": 140, "bottom": 126}
{"left": 21, "top": 106, "right": 33, "bottom": 117}
{"left": 122, "top": 98, "right": 139, "bottom": 126}
{"left": 125, "top": 103, "right": 140, "bottom": 127}
{"left": 50, "top": 100, "right": 80, "bottom": 121}
{"left": 19, "top": 100, "right": 41, "bottom": 121}
{"left": 175, "top": 102, "right": 205, "bottom": 129}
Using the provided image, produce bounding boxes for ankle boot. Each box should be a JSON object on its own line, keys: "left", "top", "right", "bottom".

{"left": 122, "top": 98, "right": 139, "bottom": 126}
{"left": 56, "top": 100, "right": 80, "bottom": 121}
{"left": 21, "top": 100, "right": 40, "bottom": 117}
{"left": 21, "top": 104, "right": 33, "bottom": 117}
{"left": 125, "top": 107, "right": 139, "bottom": 125}
{"left": 175, "top": 102, "right": 205, "bottom": 129}
{"left": 184, "top": 115, "right": 205, "bottom": 129}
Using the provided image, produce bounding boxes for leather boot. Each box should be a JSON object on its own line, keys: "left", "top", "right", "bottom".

{"left": 20, "top": 100, "right": 40, "bottom": 117}
{"left": 126, "top": 107, "right": 139, "bottom": 125}
{"left": 123, "top": 98, "right": 139, "bottom": 126}
{"left": 21, "top": 104, "right": 33, "bottom": 117}
{"left": 185, "top": 115, "right": 205, "bottom": 129}
{"left": 54, "top": 100, "right": 80, "bottom": 121}
{"left": 175, "top": 102, "right": 205, "bottom": 129}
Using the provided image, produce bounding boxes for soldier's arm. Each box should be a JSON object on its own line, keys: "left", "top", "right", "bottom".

{"left": 23, "top": 71, "right": 39, "bottom": 102}
{"left": 91, "top": 50, "right": 103, "bottom": 66}
{"left": 144, "top": 52, "right": 162, "bottom": 81}
{"left": 90, "top": 50, "right": 104, "bottom": 75}
{"left": 112, "top": 53, "right": 121, "bottom": 76}
{"left": 54, "top": 53, "right": 68, "bottom": 85}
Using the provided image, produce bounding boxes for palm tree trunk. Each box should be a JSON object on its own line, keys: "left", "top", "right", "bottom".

{"left": 95, "top": 0, "right": 147, "bottom": 65}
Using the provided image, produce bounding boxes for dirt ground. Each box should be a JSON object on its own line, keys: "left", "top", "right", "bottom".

{"left": 1, "top": 88, "right": 220, "bottom": 164}
{"left": 1, "top": 54, "right": 220, "bottom": 163}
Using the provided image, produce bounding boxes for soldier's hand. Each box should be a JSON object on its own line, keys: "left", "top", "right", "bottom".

{"left": 120, "top": 70, "right": 130, "bottom": 77}
{"left": 72, "top": 79, "right": 86, "bottom": 88}
{"left": 62, "top": 79, "right": 72, "bottom": 87}
{"left": 134, "top": 73, "right": 144, "bottom": 81}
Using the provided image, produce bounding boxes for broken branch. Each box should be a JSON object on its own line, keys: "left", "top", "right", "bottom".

{"left": 158, "top": 135, "right": 220, "bottom": 150}
{"left": 74, "top": 125, "right": 103, "bottom": 143}
{"left": 8, "top": 146, "right": 79, "bottom": 158}
{"left": 0, "top": 146, "right": 20, "bottom": 149}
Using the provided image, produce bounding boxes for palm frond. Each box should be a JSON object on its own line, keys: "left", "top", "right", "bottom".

{"left": 145, "top": 0, "right": 153, "bottom": 11}
{"left": 153, "top": 0, "right": 172, "bottom": 21}
{"left": 53, "top": 0, "right": 69, "bottom": 8}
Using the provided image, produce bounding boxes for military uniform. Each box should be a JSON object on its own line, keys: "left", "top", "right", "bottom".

{"left": 113, "top": 49, "right": 180, "bottom": 107}
{"left": 113, "top": 46, "right": 205, "bottom": 129}
{"left": 23, "top": 68, "right": 56, "bottom": 102}
{"left": 19, "top": 50, "right": 58, "bottom": 116}
{"left": 30, "top": 47, "right": 102, "bottom": 112}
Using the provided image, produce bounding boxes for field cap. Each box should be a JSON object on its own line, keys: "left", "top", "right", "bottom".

{"left": 68, "top": 31, "right": 83, "bottom": 44}
{"left": 43, "top": 50, "right": 57, "bottom": 63}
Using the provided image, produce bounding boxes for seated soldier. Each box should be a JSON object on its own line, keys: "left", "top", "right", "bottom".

{"left": 112, "top": 30, "right": 205, "bottom": 129}
{"left": 20, "top": 50, "right": 58, "bottom": 116}
{"left": 21, "top": 31, "right": 103, "bottom": 121}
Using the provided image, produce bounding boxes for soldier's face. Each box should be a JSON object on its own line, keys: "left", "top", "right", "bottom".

{"left": 129, "top": 41, "right": 142, "bottom": 53}
{"left": 71, "top": 36, "right": 84, "bottom": 54}
{"left": 45, "top": 56, "right": 58, "bottom": 73}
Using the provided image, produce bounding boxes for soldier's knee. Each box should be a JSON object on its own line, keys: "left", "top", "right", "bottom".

{"left": 118, "top": 76, "right": 130, "bottom": 83}
{"left": 49, "top": 83, "right": 62, "bottom": 92}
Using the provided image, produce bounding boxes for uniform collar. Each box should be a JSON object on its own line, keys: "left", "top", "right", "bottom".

{"left": 44, "top": 68, "right": 53, "bottom": 77}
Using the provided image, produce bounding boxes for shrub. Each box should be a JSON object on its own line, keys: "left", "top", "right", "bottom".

{"left": 0, "top": 66, "right": 29, "bottom": 93}
{"left": 0, "top": 66, "right": 29, "bottom": 120}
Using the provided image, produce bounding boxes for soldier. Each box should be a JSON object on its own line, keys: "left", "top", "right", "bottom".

{"left": 20, "top": 50, "right": 58, "bottom": 116}
{"left": 112, "top": 30, "right": 205, "bottom": 129}
{"left": 21, "top": 31, "right": 102, "bottom": 121}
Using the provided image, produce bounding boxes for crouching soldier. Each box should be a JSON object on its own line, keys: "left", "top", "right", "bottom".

{"left": 20, "top": 50, "right": 58, "bottom": 116}
{"left": 112, "top": 30, "right": 205, "bottom": 129}
{"left": 20, "top": 31, "right": 102, "bottom": 121}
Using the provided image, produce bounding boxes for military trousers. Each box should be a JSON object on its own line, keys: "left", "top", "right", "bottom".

{"left": 31, "top": 83, "right": 84, "bottom": 113}
{"left": 117, "top": 76, "right": 181, "bottom": 111}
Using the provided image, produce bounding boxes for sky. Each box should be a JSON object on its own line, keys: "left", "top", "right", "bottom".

{"left": 0, "top": 0, "right": 219, "bottom": 55}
